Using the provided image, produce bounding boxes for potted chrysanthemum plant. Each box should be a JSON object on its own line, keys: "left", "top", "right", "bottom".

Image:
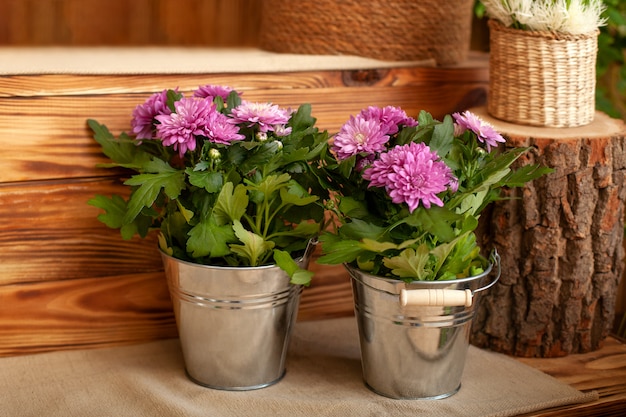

{"left": 317, "top": 106, "right": 551, "bottom": 399}
{"left": 88, "top": 84, "right": 330, "bottom": 390}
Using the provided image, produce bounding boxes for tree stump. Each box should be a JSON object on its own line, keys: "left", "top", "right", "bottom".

{"left": 470, "top": 108, "right": 626, "bottom": 357}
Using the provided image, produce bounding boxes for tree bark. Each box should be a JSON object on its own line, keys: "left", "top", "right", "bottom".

{"left": 470, "top": 108, "right": 626, "bottom": 357}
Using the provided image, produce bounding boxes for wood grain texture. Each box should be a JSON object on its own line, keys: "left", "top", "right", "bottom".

{"left": 0, "top": 59, "right": 489, "bottom": 97}
{"left": 516, "top": 336, "right": 626, "bottom": 417}
{"left": 0, "top": 0, "right": 262, "bottom": 46}
{"left": 0, "top": 178, "right": 163, "bottom": 285}
{"left": 0, "top": 271, "right": 177, "bottom": 357}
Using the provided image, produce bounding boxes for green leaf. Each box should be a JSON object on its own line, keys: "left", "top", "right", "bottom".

{"left": 339, "top": 218, "right": 387, "bottom": 241}
{"left": 225, "top": 90, "right": 242, "bottom": 112}
{"left": 123, "top": 164, "right": 185, "bottom": 224}
{"left": 337, "top": 155, "right": 356, "bottom": 179}
{"left": 88, "top": 119, "right": 150, "bottom": 168}
{"left": 88, "top": 194, "right": 128, "bottom": 229}
{"left": 187, "top": 169, "right": 223, "bottom": 193}
{"left": 429, "top": 114, "right": 455, "bottom": 158}
{"left": 478, "top": 167, "right": 511, "bottom": 191}
{"left": 503, "top": 164, "right": 553, "bottom": 187}
{"left": 88, "top": 194, "right": 153, "bottom": 239}
{"left": 359, "top": 237, "right": 419, "bottom": 253}
{"left": 250, "top": 173, "right": 291, "bottom": 195}
{"left": 166, "top": 89, "right": 183, "bottom": 112}
{"left": 383, "top": 245, "right": 432, "bottom": 280}
{"left": 456, "top": 190, "right": 488, "bottom": 215}
{"left": 286, "top": 221, "right": 320, "bottom": 238}
{"left": 186, "top": 217, "right": 236, "bottom": 258}
{"left": 338, "top": 196, "right": 368, "bottom": 218}
{"left": 176, "top": 200, "right": 194, "bottom": 224}
{"left": 273, "top": 249, "right": 313, "bottom": 286}
{"left": 288, "top": 103, "right": 316, "bottom": 131}
{"left": 431, "top": 231, "right": 481, "bottom": 279}
{"left": 230, "top": 220, "right": 275, "bottom": 265}
{"left": 213, "top": 182, "right": 248, "bottom": 225}
{"left": 317, "top": 234, "right": 363, "bottom": 264}
{"left": 158, "top": 233, "right": 174, "bottom": 256}
{"left": 417, "top": 110, "right": 435, "bottom": 126}
{"left": 403, "top": 206, "right": 462, "bottom": 243}
{"left": 279, "top": 186, "right": 318, "bottom": 207}
{"left": 239, "top": 142, "right": 281, "bottom": 174}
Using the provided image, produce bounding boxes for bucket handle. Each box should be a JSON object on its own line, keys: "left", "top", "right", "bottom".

{"left": 399, "top": 250, "right": 501, "bottom": 308}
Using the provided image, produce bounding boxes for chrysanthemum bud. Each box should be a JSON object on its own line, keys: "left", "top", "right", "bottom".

{"left": 209, "top": 148, "right": 221, "bottom": 160}
{"left": 256, "top": 132, "right": 268, "bottom": 142}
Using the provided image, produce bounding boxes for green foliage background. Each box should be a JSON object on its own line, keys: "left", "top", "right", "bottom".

{"left": 596, "top": 0, "right": 626, "bottom": 120}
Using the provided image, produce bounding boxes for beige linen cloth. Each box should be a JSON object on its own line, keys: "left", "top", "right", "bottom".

{"left": 0, "top": 317, "right": 596, "bottom": 417}
{"left": 0, "top": 47, "right": 434, "bottom": 75}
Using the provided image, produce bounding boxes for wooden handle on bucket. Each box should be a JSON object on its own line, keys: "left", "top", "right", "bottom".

{"left": 400, "top": 289, "right": 473, "bottom": 307}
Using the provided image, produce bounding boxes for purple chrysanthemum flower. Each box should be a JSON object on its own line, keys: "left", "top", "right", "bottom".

{"left": 363, "top": 142, "right": 454, "bottom": 212}
{"left": 453, "top": 111, "right": 506, "bottom": 152}
{"left": 131, "top": 89, "right": 174, "bottom": 140}
{"left": 193, "top": 84, "right": 240, "bottom": 103}
{"left": 360, "top": 105, "right": 418, "bottom": 135}
{"left": 155, "top": 97, "right": 244, "bottom": 157}
{"left": 229, "top": 101, "right": 292, "bottom": 133}
{"left": 332, "top": 114, "right": 390, "bottom": 161}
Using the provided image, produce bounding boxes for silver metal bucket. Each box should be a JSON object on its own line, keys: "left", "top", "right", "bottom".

{"left": 161, "top": 241, "right": 315, "bottom": 390}
{"left": 347, "top": 251, "right": 501, "bottom": 399}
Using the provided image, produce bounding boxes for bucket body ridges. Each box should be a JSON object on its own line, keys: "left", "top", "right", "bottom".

{"left": 161, "top": 244, "right": 313, "bottom": 390}
{"left": 348, "top": 260, "right": 498, "bottom": 399}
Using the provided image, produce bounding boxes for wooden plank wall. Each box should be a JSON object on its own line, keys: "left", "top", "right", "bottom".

{"left": 0, "top": 0, "right": 261, "bottom": 46}
{"left": 0, "top": 58, "right": 490, "bottom": 356}
{"left": 0, "top": 0, "right": 492, "bottom": 50}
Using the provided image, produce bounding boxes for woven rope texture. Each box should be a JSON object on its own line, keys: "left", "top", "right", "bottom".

{"left": 487, "top": 20, "right": 598, "bottom": 128}
{"left": 259, "top": 0, "right": 473, "bottom": 65}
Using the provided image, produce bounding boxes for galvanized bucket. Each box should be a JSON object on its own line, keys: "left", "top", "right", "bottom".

{"left": 347, "top": 251, "right": 500, "bottom": 399}
{"left": 161, "top": 241, "right": 315, "bottom": 390}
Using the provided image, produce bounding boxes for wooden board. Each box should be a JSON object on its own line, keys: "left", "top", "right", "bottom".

{"left": 0, "top": 0, "right": 262, "bottom": 46}
{"left": 0, "top": 55, "right": 488, "bottom": 356}
{"left": 516, "top": 336, "right": 626, "bottom": 416}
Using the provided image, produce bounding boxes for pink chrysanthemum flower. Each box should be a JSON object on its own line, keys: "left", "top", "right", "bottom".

{"left": 131, "top": 89, "right": 174, "bottom": 140}
{"left": 332, "top": 114, "right": 390, "bottom": 161}
{"left": 360, "top": 105, "right": 418, "bottom": 135}
{"left": 355, "top": 154, "right": 375, "bottom": 172}
{"left": 203, "top": 108, "right": 246, "bottom": 145}
{"left": 453, "top": 111, "right": 506, "bottom": 152}
{"left": 229, "top": 101, "right": 291, "bottom": 133}
{"left": 272, "top": 124, "right": 293, "bottom": 137}
{"left": 155, "top": 97, "right": 244, "bottom": 157}
{"left": 363, "top": 142, "right": 455, "bottom": 212}
{"left": 193, "top": 84, "right": 239, "bottom": 103}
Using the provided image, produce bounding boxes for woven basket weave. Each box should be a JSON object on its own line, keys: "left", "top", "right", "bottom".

{"left": 487, "top": 20, "right": 599, "bottom": 128}
{"left": 259, "top": 0, "right": 474, "bottom": 65}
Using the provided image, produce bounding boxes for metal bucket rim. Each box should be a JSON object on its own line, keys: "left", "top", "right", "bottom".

{"left": 348, "top": 260, "right": 493, "bottom": 286}
{"left": 346, "top": 250, "right": 500, "bottom": 294}
{"left": 159, "top": 238, "right": 316, "bottom": 271}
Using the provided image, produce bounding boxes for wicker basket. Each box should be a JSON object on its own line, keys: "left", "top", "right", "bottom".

{"left": 487, "top": 20, "right": 599, "bottom": 128}
{"left": 259, "top": 0, "right": 474, "bottom": 66}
